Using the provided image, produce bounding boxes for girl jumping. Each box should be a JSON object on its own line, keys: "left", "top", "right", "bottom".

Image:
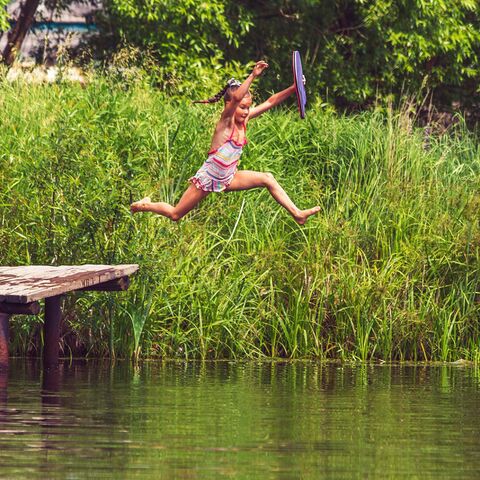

{"left": 130, "top": 60, "right": 320, "bottom": 225}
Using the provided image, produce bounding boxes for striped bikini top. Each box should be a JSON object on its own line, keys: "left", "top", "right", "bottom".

{"left": 207, "top": 123, "right": 248, "bottom": 166}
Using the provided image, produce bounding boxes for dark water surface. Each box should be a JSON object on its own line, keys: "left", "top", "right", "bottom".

{"left": 0, "top": 360, "right": 479, "bottom": 479}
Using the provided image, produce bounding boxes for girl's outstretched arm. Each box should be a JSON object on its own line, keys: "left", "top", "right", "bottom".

{"left": 221, "top": 61, "right": 268, "bottom": 119}
{"left": 248, "top": 85, "right": 296, "bottom": 120}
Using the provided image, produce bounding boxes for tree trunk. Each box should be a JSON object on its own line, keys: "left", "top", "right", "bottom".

{"left": 2, "top": 0, "right": 41, "bottom": 66}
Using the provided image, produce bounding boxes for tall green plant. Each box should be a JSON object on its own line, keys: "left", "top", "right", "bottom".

{"left": 1, "top": 76, "right": 479, "bottom": 361}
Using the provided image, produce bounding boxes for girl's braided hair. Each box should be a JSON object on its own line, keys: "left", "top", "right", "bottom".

{"left": 193, "top": 78, "right": 243, "bottom": 104}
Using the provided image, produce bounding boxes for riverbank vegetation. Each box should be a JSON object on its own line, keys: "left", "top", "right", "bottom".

{"left": 1, "top": 74, "right": 479, "bottom": 361}
{"left": 99, "top": 0, "right": 480, "bottom": 115}
{"left": 2, "top": 1, "right": 480, "bottom": 116}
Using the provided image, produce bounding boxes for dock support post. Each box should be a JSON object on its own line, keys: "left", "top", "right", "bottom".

{"left": 0, "top": 314, "right": 9, "bottom": 369}
{"left": 44, "top": 296, "right": 62, "bottom": 368}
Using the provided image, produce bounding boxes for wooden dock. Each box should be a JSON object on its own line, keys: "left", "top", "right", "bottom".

{"left": 0, "top": 264, "right": 139, "bottom": 368}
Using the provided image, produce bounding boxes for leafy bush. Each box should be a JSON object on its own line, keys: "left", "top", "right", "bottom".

{"left": 95, "top": 0, "right": 480, "bottom": 112}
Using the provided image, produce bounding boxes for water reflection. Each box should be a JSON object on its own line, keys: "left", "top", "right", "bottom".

{"left": 0, "top": 361, "right": 478, "bottom": 478}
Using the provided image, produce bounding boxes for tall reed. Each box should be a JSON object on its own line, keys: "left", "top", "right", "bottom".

{"left": 1, "top": 74, "right": 479, "bottom": 360}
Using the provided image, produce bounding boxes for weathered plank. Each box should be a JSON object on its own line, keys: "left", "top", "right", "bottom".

{"left": 79, "top": 276, "right": 130, "bottom": 292}
{"left": 0, "top": 265, "right": 139, "bottom": 303}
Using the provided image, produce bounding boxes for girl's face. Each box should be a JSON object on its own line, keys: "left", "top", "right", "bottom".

{"left": 234, "top": 95, "right": 252, "bottom": 122}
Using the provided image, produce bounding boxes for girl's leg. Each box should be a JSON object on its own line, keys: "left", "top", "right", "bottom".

{"left": 225, "top": 170, "right": 320, "bottom": 225}
{"left": 130, "top": 184, "right": 210, "bottom": 221}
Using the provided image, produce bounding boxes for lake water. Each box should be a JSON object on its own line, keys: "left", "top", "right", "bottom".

{"left": 0, "top": 360, "right": 479, "bottom": 479}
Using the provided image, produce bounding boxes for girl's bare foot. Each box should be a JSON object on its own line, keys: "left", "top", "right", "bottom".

{"left": 293, "top": 206, "right": 321, "bottom": 225}
{"left": 130, "top": 197, "right": 151, "bottom": 214}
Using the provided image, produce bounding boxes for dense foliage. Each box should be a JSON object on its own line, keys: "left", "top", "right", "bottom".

{"left": 95, "top": 0, "right": 252, "bottom": 96}
{"left": 2, "top": 0, "right": 479, "bottom": 110}
{"left": 98, "top": 0, "right": 480, "bottom": 111}
{"left": 0, "top": 0, "right": 10, "bottom": 30}
{"left": 1, "top": 76, "right": 479, "bottom": 361}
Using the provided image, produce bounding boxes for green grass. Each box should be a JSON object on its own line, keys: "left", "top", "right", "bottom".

{"left": 1, "top": 73, "right": 479, "bottom": 361}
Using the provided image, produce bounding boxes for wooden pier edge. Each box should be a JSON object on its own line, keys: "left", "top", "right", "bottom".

{"left": 0, "top": 264, "right": 139, "bottom": 368}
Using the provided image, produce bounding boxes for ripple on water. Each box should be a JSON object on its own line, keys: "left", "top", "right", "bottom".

{"left": 0, "top": 361, "right": 479, "bottom": 479}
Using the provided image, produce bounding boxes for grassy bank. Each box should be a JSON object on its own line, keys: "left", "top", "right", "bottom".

{"left": 1, "top": 75, "right": 479, "bottom": 361}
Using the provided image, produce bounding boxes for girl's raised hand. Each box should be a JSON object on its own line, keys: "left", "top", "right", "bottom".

{"left": 252, "top": 60, "right": 269, "bottom": 77}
